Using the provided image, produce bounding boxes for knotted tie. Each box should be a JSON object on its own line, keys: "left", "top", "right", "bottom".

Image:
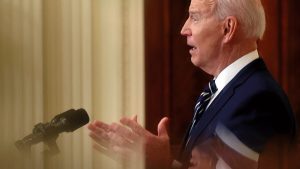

{"left": 185, "top": 80, "right": 218, "bottom": 147}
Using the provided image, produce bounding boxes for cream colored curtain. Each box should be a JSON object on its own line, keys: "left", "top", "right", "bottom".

{"left": 0, "top": 0, "right": 44, "bottom": 168}
{"left": 0, "top": 0, "right": 144, "bottom": 169}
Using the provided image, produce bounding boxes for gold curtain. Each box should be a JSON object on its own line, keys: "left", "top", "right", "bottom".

{"left": 0, "top": 0, "right": 145, "bottom": 169}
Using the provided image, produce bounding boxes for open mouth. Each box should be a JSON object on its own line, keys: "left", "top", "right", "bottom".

{"left": 187, "top": 42, "right": 196, "bottom": 49}
{"left": 190, "top": 47, "right": 197, "bottom": 51}
{"left": 189, "top": 45, "right": 197, "bottom": 53}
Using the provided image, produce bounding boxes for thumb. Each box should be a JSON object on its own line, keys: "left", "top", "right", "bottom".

{"left": 158, "top": 117, "right": 169, "bottom": 138}
{"left": 131, "top": 114, "right": 138, "bottom": 122}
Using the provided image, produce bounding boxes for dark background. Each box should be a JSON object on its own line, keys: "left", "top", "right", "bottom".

{"left": 144, "top": 0, "right": 300, "bottom": 168}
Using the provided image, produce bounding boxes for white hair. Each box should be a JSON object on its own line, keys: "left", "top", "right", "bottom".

{"left": 212, "top": 0, "right": 266, "bottom": 40}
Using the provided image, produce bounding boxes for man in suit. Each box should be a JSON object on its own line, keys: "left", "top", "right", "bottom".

{"left": 88, "top": 0, "right": 296, "bottom": 168}
{"left": 178, "top": 0, "right": 296, "bottom": 168}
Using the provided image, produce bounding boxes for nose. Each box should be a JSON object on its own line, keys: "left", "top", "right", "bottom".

{"left": 181, "top": 20, "right": 191, "bottom": 36}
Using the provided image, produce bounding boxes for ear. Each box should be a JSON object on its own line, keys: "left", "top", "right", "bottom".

{"left": 222, "top": 16, "right": 238, "bottom": 43}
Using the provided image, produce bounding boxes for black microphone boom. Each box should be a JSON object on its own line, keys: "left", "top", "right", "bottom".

{"left": 15, "top": 108, "right": 89, "bottom": 153}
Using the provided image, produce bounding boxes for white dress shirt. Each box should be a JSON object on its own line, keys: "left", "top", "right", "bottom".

{"left": 208, "top": 50, "right": 259, "bottom": 107}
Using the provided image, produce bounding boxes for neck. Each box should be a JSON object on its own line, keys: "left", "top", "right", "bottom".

{"left": 211, "top": 39, "right": 257, "bottom": 77}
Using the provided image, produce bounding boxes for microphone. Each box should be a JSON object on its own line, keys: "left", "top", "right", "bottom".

{"left": 15, "top": 108, "right": 89, "bottom": 152}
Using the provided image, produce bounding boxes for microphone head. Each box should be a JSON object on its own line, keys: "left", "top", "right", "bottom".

{"left": 65, "top": 108, "right": 90, "bottom": 132}
{"left": 52, "top": 108, "right": 90, "bottom": 132}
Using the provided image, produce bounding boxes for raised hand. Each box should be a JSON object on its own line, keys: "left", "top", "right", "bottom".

{"left": 88, "top": 116, "right": 171, "bottom": 169}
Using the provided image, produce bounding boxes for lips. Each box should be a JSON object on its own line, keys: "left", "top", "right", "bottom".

{"left": 186, "top": 39, "right": 197, "bottom": 54}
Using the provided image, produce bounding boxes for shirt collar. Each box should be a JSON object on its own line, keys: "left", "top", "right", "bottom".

{"left": 214, "top": 50, "right": 259, "bottom": 93}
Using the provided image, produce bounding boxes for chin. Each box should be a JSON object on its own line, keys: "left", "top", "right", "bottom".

{"left": 191, "top": 55, "right": 201, "bottom": 67}
{"left": 191, "top": 57, "right": 209, "bottom": 73}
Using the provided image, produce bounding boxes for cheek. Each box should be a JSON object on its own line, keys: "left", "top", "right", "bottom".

{"left": 199, "top": 27, "right": 222, "bottom": 52}
{"left": 193, "top": 25, "right": 221, "bottom": 46}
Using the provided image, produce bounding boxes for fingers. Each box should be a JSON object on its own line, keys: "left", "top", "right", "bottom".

{"left": 89, "top": 119, "right": 143, "bottom": 164}
{"left": 107, "top": 130, "right": 134, "bottom": 148}
{"left": 89, "top": 127, "right": 110, "bottom": 148}
{"left": 120, "top": 117, "right": 147, "bottom": 136}
{"left": 88, "top": 120, "right": 110, "bottom": 132}
{"left": 110, "top": 122, "right": 139, "bottom": 142}
{"left": 189, "top": 149, "right": 199, "bottom": 169}
{"left": 92, "top": 142, "right": 112, "bottom": 157}
{"left": 157, "top": 117, "right": 170, "bottom": 139}
{"left": 88, "top": 119, "right": 142, "bottom": 151}
{"left": 131, "top": 114, "right": 138, "bottom": 122}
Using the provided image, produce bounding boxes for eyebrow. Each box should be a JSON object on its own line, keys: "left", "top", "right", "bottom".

{"left": 189, "top": 11, "right": 201, "bottom": 16}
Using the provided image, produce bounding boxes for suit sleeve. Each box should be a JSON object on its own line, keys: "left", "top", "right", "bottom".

{"left": 220, "top": 91, "right": 294, "bottom": 153}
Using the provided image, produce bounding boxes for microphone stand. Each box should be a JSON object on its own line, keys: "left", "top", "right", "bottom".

{"left": 43, "top": 135, "right": 59, "bottom": 156}
{"left": 15, "top": 123, "right": 60, "bottom": 156}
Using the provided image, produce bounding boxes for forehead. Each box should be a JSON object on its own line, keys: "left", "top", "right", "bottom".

{"left": 189, "top": 0, "right": 216, "bottom": 14}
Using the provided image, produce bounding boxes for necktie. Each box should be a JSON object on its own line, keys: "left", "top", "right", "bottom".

{"left": 185, "top": 80, "right": 218, "bottom": 147}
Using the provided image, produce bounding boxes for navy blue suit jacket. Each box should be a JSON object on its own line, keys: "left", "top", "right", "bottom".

{"left": 180, "top": 58, "right": 296, "bottom": 165}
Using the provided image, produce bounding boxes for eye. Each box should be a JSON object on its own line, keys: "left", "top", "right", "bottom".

{"left": 190, "top": 13, "right": 201, "bottom": 22}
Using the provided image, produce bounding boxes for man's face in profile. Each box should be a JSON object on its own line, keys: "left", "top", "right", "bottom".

{"left": 181, "top": 0, "right": 223, "bottom": 73}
